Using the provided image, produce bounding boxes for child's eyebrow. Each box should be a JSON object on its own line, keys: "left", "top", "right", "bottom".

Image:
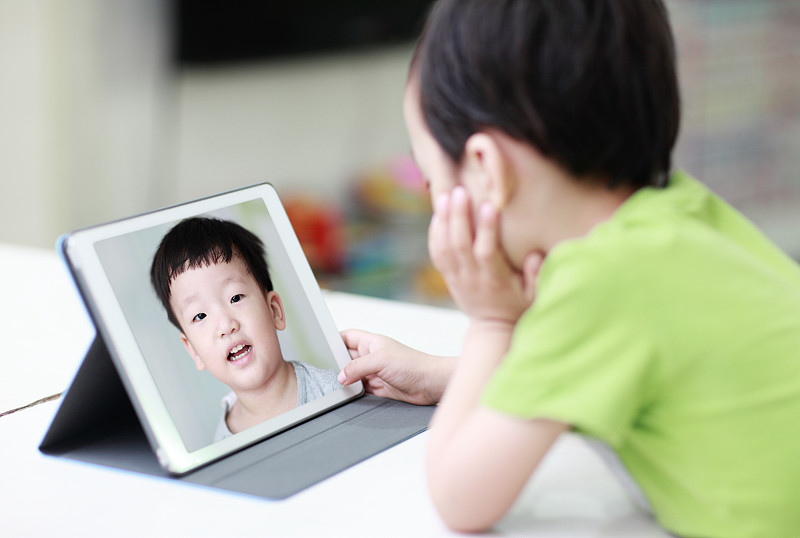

{"left": 179, "top": 294, "right": 201, "bottom": 316}
{"left": 220, "top": 275, "right": 248, "bottom": 288}
{"left": 178, "top": 275, "right": 248, "bottom": 314}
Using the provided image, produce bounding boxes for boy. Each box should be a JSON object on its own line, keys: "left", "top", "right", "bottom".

{"left": 151, "top": 216, "right": 340, "bottom": 442}
{"left": 338, "top": 0, "right": 800, "bottom": 536}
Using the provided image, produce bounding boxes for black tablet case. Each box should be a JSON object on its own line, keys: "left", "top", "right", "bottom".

{"left": 40, "top": 335, "right": 435, "bottom": 499}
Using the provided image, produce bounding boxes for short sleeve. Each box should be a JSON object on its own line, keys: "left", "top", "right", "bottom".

{"left": 481, "top": 242, "right": 659, "bottom": 448}
{"left": 293, "top": 361, "right": 342, "bottom": 406}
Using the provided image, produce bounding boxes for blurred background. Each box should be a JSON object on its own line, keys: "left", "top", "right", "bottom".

{"left": 1, "top": 0, "right": 799, "bottom": 305}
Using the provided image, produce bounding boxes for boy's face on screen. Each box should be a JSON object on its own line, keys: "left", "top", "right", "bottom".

{"left": 169, "top": 256, "right": 287, "bottom": 393}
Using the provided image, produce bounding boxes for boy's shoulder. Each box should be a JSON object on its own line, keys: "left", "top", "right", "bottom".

{"left": 290, "top": 360, "right": 341, "bottom": 406}
{"left": 550, "top": 170, "right": 752, "bottom": 265}
{"left": 539, "top": 169, "right": 800, "bottom": 305}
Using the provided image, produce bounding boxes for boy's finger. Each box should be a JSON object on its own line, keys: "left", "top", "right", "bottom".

{"left": 473, "top": 201, "right": 501, "bottom": 266}
{"left": 428, "top": 191, "right": 455, "bottom": 272}
{"left": 340, "top": 328, "right": 371, "bottom": 355}
{"left": 448, "top": 186, "right": 475, "bottom": 266}
{"left": 338, "top": 354, "right": 386, "bottom": 385}
{"left": 522, "top": 251, "right": 546, "bottom": 303}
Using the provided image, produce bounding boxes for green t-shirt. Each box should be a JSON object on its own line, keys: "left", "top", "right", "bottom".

{"left": 482, "top": 171, "right": 800, "bottom": 537}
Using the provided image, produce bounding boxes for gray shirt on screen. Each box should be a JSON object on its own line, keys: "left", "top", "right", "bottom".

{"left": 213, "top": 360, "right": 342, "bottom": 442}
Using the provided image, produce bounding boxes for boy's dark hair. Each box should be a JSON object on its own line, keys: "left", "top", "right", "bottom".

{"left": 150, "top": 216, "right": 273, "bottom": 328}
{"left": 412, "top": 0, "right": 680, "bottom": 189}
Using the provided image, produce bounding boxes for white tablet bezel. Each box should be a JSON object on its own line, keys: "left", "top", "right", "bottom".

{"left": 60, "top": 183, "right": 363, "bottom": 475}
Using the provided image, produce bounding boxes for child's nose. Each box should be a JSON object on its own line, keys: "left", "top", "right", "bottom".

{"left": 217, "top": 315, "right": 240, "bottom": 338}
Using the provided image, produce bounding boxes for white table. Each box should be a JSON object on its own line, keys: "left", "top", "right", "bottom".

{"left": 0, "top": 243, "right": 668, "bottom": 537}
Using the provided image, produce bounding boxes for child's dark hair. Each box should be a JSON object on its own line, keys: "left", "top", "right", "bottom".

{"left": 412, "top": 0, "right": 680, "bottom": 189}
{"left": 150, "top": 216, "right": 273, "bottom": 328}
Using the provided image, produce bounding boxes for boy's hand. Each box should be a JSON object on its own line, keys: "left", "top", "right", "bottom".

{"left": 337, "top": 329, "right": 454, "bottom": 405}
{"left": 428, "top": 187, "right": 544, "bottom": 325}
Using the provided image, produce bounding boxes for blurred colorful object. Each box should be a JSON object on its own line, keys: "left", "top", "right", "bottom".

{"left": 343, "top": 155, "right": 450, "bottom": 304}
{"left": 284, "top": 156, "right": 450, "bottom": 305}
{"left": 283, "top": 196, "right": 345, "bottom": 274}
{"left": 353, "top": 156, "right": 431, "bottom": 216}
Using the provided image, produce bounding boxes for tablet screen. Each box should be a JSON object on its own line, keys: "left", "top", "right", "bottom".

{"left": 60, "top": 184, "right": 363, "bottom": 474}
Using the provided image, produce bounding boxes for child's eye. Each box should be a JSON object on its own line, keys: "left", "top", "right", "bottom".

{"left": 193, "top": 312, "right": 207, "bottom": 322}
{"left": 231, "top": 294, "right": 242, "bottom": 304}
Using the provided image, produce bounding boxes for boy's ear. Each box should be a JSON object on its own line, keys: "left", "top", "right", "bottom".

{"left": 266, "top": 290, "right": 286, "bottom": 331}
{"left": 180, "top": 333, "right": 206, "bottom": 371}
{"left": 463, "top": 132, "right": 516, "bottom": 209}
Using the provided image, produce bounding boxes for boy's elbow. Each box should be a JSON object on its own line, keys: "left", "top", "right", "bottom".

{"left": 439, "top": 508, "right": 499, "bottom": 534}
{"left": 428, "top": 471, "right": 506, "bottom": 533}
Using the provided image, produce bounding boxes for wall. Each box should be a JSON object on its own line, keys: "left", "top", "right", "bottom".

{"left": 670, "top": 0, "right": 800, "bottom": 254}
{"left": 0, "top": 0, "right": 170, "bottom": 248}
{"left": 1, "top": 0, "right": 799, "bottom": 261}
{"left": 0, "top": 1, "right": 412, "bottom": 249}
{"left": 0, "top": 0, "right": 58, "bottom": 247}
{"left": 171, "top": 45, "right": 413, "bottom": 204}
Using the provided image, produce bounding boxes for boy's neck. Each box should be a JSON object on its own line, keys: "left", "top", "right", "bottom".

{"left": 491, "top": 129, "right": 638, "bottom": 255}
{"left": 546, "top": 181, "right": 637, "bottom": 250}
{"left": 228, "top": 361, "right": 298, "bottom": 432}
{"left": 506, "top": 138, "right": 637, "bottom": 252}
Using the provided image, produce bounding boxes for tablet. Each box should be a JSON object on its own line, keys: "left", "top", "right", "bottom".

{"left": 59, "top": 182, "right": 364, "bottom": 475}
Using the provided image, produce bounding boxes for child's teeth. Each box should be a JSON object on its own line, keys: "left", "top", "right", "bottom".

{"left": 229, "top": 344, "right": 250, "bottom": 361}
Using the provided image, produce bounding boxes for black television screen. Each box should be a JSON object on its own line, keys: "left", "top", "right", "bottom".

{"left": 174, "top": 0, "right": 435, "bottom": 65}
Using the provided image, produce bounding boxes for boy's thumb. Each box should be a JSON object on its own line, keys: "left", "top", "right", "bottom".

{"left": 338, "top": 358, "right": 366, "bottom": 385}
{"left": 337, "top": 366, "right": 351, "bottom": 385}
{"left": 338, "top": 352, "right": 386, "bottom": 386}
{"left": 523, "top": 250, "right": 546, "bottom": 303}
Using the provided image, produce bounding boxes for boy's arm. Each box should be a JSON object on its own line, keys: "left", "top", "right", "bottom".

{"left": 426, "top": 188, "right": 566, "bottom": 531}
{"left": 426, "top": 319, "right": 567, "bottom": 532}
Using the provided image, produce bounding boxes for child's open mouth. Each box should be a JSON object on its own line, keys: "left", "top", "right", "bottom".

{"left": 227, "top": 344, "right": 252, "bottom": 363}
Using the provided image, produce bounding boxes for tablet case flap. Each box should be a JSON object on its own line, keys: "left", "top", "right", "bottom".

{"left": 40, "top": 335, "right": 435, "bottom": 499}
